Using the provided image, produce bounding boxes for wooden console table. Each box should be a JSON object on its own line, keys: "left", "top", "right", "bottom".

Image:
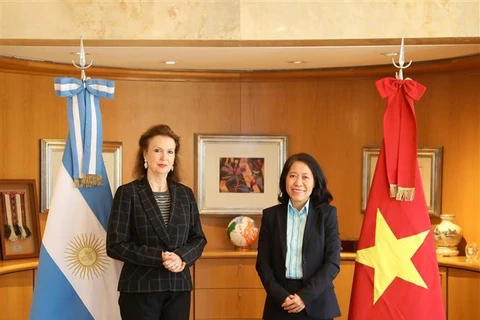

{"left": 2, "top": 254, "right": 479, "bottom": 320}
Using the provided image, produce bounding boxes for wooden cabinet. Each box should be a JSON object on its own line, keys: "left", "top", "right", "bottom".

{"left": 0, "top": 271, "right": 34, "bottom": 319}
{"left": 333, "top": 260, "right": 355, "bottom": 319}
{"left": 194, "top": 255, "right": 266, "bottom": 319}
{"left": 447, "top": 268, "right": 480, "bottom": 320}
{"left": 439, "top": 267, "right": 447, "bottom": 315}
{"left": 3, "top": 254, "right": 479, "bottom": 319}
{"left": 0, "top": 259, "right": 37, "bottom": 320}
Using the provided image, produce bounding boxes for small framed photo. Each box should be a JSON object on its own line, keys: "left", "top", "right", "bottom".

{"left": 195, "top": 134, "right": 288, "bottom": 215}
{"left": 362, "top": 146, "right": 443, "bottom": 216}
{"left": 40, "top": 139, "right": 123, "bottom": 212}
{"left": 0, "top": 179, "right": 41, "bottom": 260}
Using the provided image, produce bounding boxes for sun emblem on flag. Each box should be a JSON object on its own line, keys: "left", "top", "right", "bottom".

{"left": 65, "top": 233, "right": 109, "bottom": 280}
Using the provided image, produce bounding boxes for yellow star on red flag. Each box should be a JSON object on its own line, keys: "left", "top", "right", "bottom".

{"left": 356, "top": 208, "right": 429, "bottom": 304}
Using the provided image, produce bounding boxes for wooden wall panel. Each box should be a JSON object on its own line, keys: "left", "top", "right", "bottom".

{"left": 239, "top": 71, "right": 479, "bottom": 246}
{"left": 240, "top": 78, "right": 385, "bottom": 240}
{"left": 414, "top": 70, "right": 480, "bottom": 248}
{"left": 101, "top": 80, "right": 242, "bottom": 186}
{"left": 0, "top": 73, "right": 68, "bottom": 181}
{"left": 1, "top": 58, "right": 479, "bottom": 250}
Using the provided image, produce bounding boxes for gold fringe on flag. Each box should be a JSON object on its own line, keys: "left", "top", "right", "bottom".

{"left": 389, "top": 184, "right": 415, "bottom": 201}
{"left": 74, "top": 174, "right": 104, "bottom": 188}
{"left": 395, "top": 187, "right": 415, "bottom": 201}
{"left": 389, "top": 184, "right": 398, "bottom": 198}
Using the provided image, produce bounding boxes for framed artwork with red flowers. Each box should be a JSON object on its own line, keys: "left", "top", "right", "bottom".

{"left": 195, "top": 134, "right": 287, "bottom": 215}
{"left": 0, "top": 179, "right": 41, "bottom": 260}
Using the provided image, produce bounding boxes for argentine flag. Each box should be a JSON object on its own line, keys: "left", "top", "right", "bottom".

{"left": 30, "top": 78, "right": 122, "bottom": 319}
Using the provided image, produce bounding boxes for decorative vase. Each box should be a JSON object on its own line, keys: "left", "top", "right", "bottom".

{"left": 433, "top": 214, "right": 463, "bottom": 257}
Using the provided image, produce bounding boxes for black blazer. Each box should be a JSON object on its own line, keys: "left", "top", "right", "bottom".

{"left": 106, "top": 177, "right": 206, "bottom": 293}
{"left": 256, "top": 202, "right": 341, "bottom": 320}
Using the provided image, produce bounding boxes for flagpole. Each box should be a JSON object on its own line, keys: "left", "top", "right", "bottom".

{"left": 348, "top": 37, "right": 445, "bottom": 320}
{"left": 392, "top": 37, "right": 413, "bottom": 80}
{"left": 31, "top": 38, "right": 121, "bottom": 320}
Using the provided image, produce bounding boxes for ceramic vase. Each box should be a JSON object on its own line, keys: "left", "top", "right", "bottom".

{"left": 433, "top": 214, "right": 463, "bottom": 257}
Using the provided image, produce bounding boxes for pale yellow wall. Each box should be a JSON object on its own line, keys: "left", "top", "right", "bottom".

{"left": 1, "top": 0, "right": 479, "bottom": 40}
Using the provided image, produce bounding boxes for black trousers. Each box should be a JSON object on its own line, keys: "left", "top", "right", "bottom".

{"left": 119, "top": 291, "right": 190, "bottom": 320}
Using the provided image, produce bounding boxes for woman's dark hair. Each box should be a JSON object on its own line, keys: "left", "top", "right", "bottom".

{"left": 278, "top": 153, "right": 333, "bottom": 206}
{"left": 133, "top": 124, "right": 181, "bottom": 182}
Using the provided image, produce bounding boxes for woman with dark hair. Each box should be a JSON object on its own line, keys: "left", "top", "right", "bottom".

{"left": 107, "top": 124, "right": 206, "bottom": 320}
{"left": 256, "top": 153, "right": 341, "bottom": 320}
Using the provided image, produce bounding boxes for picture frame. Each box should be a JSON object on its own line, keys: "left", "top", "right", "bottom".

{"left": 362, "top": 146, "right": 443, "bottom": 216}
{"left": 0, "top": 179, "right": 41, "bottom": 260}
{"left": 40, "top": 139, "right": 123, "bottom": 212}
{"left": 195, "top": 134, "right": 288, "bottom": 215}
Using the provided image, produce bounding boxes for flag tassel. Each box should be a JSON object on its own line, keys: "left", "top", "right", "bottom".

{"left": 389, "top": 184, "right": 398, "bottom": 198}
{"left": 396, "top": 187, "right": 415, "bottom": 201}
{"left": 74, "top": 174, "right": 104, "bottom": 188}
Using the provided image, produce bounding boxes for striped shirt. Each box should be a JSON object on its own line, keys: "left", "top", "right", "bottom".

{"left": 153, "top": 191, "right": 171, "bottom": 226}
{"left": 285, "top": 199, "right": 310, "bottom": 279}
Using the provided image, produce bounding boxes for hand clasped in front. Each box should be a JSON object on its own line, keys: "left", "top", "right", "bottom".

{"left": 162, "top": 251, "right": 186, "bottom": 273}
{"left": 281, "top": 294, "right": 306, "bottom": 314}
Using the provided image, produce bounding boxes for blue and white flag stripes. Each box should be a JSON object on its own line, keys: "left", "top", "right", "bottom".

{"left": 30, "top": 78, "right": 122, "bottom": 320}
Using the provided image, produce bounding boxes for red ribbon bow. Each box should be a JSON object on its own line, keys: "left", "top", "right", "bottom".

{"left": 375, "top": 78, "right": 426, "bottom": 200}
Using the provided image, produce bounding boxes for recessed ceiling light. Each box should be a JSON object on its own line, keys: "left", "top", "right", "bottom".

{"left": 288, "top": 60, "right": 305, "bottom": 64}
{"left": 163, "top": 60, "right": 176, "bottom": 65}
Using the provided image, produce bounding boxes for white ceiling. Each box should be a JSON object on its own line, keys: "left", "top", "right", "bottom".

{"left": 1, "top": 44, "right": 479, "bottom": 71}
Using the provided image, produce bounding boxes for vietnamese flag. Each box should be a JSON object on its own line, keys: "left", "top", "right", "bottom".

{"left": 348, "top": 78, "right": 445, "bottom": 319}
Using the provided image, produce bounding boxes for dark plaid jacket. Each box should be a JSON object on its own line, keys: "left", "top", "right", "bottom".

{"left": 106, "top": 177, "right": 207, "bottom": 292}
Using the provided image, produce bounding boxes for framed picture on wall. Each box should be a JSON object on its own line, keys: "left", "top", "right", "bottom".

{"left": 362, "top": 146, "right": 443, "bottom": 217}
{"left": 0, "top": 179, "right": 41, "bottom": 260}
{"left": 40, "top": 139, "right": 123, "bottom": 213}
{"left": 195, "top": 134, "right": 288, "bottom": 215}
